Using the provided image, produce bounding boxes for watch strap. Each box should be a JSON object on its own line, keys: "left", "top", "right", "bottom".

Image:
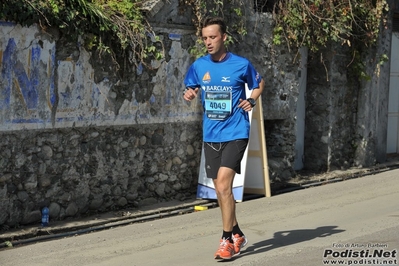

{"left": 247, "top": 98, "right": 256, "bottom": 107}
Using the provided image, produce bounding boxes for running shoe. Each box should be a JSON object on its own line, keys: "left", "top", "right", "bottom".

{"left": 232, "top": 234, "right": 248, "bottom": 256}
{"left": 214, "top": 238, "right": 235, "bottom": 260}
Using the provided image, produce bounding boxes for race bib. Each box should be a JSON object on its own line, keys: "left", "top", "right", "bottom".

{"left": 204, "top": 91, "right": 232, "bottom": 120}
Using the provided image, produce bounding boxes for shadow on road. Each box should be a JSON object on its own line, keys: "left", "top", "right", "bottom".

{"left": 241, "top": 226, "right": 345, "bottom": 257}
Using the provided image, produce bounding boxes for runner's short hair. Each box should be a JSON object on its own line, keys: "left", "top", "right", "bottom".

{"left": 200, "top": 17, "right": 227, "bottom": 35}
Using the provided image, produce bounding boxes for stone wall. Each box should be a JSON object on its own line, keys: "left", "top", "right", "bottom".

{"left": 0, "top": 123, "right": 202, "bottom": 226}
{"left": 0, "top": 5, "right": 209, "bottom": 226}
{"left": 304, "top": 7, "right": 394, "bottom": 172}
{"left": 304, "top": 44, "right": 358, "bottom": 172}
{"left": 354, "top": 8, "right": 394, "bottom": 167}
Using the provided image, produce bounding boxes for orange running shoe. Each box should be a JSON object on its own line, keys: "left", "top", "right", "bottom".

{"left": 214, "top": 238, "right": 235, "bottom": 260}
{"left": 232, "top": 234, "right": 248, "bottom": 256}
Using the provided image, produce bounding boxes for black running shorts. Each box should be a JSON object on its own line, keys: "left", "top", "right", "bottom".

{"left": 203, "top": 139, "right": 249, "bottom": 179}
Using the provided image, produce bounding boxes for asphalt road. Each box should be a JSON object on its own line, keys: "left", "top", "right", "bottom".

{"left": 1, "top": 168, "right": 398, "bottom": 266}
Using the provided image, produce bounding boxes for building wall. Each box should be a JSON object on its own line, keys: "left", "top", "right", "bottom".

{"left": 354, "top": 8, "right": 394, "bottom": 166}
{"left": 304, "top": 6, "right": 394, "bottom": 172}
{"left": 0, "top": 17, "right": 207, "bottom": 226}
{"left": 304, "top": 43, "right": 358, "bottom": 172}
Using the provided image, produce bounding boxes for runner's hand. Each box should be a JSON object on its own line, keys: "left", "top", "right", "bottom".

{"left": 183, "top": 88, "right": 199, "bottom": 101}
{"left": 238, "top": 98, "right": 253, "bottom": 112}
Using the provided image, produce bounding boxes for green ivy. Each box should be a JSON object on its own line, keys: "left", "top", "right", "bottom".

{"left": 182, "top": 0, "right": 389, "bottom": 79}
{"left": 0, "top": 0, "right": 164, "bottom": 69}
{"left": 273, "top": 0, "right": 389, "bottom": 55}
{"left": 272, "top": 0, "right": 389, "bottom": 80}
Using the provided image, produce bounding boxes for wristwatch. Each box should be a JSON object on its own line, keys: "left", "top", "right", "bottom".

{"left": 247, "top": 98, "right": 256, "bottom": 107}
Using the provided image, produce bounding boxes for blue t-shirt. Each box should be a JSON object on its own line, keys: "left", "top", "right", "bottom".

{"left": 184, "top": 52, "right": 262, "bottom": 142}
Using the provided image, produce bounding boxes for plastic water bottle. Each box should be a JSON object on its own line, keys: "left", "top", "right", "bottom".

{"left": 41, "top": 207, "right": 49, "bottom": 227}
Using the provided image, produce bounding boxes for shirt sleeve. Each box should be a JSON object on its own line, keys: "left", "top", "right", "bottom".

{"left": 184, "top": 63, "right": 200, "bottom": 89}
{"left": 245, "top": 61, "right": 262, "bottom": 90}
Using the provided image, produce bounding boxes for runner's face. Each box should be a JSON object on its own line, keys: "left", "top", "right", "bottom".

{"left": 201, "top": 24, "right": 226, "bottom": 57}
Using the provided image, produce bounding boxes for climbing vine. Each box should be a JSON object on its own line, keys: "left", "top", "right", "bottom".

{"left": 273, "top": 0, "right": 388, "bottom": 53}
{"left": 181, "top": 0, "right": 388, "bottom": 55}
{"left": 1, "top": 0, "right": 389, "bottom": 73}
{"left": 272, "top": 0, "right": 389, "bottom": 79}
{"left": 181, "top": 0, "right": 389, "bottom": 79}
{"left": 0, "top": 0, "right": 164, "bottom": 69}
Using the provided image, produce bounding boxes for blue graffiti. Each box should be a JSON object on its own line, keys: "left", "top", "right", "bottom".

{"left": 0, "top": 41, "right": 12, "bottom": 108}
{"left": 1, "top": 38, "right": 40, "bottom": 109}
{"left": 0, "top": 33, "right": 200, "bottom": 127}
{"left": 0, "top": 21, "right": 15, "bottom": 27}
{"left": 49, "top": 46, "right": 56, "bottom": 106}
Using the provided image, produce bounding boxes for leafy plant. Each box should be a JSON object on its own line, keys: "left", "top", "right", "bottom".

{"left": 181, "top": 0, "right": 389, "bottom": 79}
{"left": 0, "top": 0, "right": 164, "bottom": 69}
{"left": 273, "top": 0, "right": 389, "bottom": 54}
{"left": 260, "top": 0, "right": 389, "bottom": 80}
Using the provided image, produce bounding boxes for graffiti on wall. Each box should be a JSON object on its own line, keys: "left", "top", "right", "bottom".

{"left": 0, "top": 22, "right": 200, "bottom": 131}
{"left": 0, "top": 22, "right": 56, "bottom": 129}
